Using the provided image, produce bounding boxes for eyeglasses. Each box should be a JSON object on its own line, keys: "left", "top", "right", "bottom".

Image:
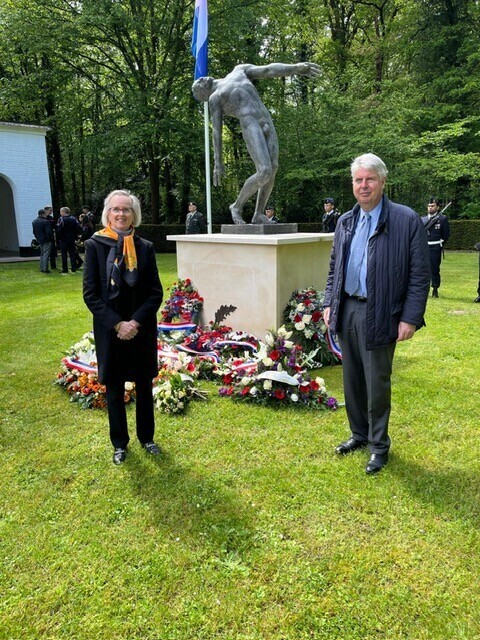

{"left": 110, "top": 207, "right": 133, "bottom": 214}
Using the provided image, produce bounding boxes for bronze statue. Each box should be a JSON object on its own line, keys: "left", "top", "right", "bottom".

{"left": 192, "top": 62, "right": 320, "bottom": 225}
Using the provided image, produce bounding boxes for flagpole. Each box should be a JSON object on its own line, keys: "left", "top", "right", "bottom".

{"left": 204, "top": 102, "right": 212, "bottom": 234}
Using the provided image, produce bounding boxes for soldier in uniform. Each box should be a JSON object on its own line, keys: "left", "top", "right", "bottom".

{"left": 474, "top": 242, "right": 480, "bottom": 303}
{"left": 322, "top": 197, "right": 340, "bottom": 233}
{"left": 421, "top": 198, "right": 450, "bottom": 298}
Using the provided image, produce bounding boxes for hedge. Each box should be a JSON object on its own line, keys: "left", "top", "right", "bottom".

{"left": 139, "top": 220, "right": 480, "bottom": 253}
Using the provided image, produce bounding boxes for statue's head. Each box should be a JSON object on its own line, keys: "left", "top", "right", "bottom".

{"left": 192, "top": 76, "right": 215, "bottom": 102}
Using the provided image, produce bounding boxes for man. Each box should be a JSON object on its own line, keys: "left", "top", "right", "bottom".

{"left": 32, "top": 208, "right": 53, "bottom": 273}
{"left": 44, "top": 205, "right": 57, "bottom": 270}
{"left": 79, "top": 206, "right": 95, "bottom": 243}
{"left": 265, "top": 205, "right": 279, "bottom": 223}
{"left": 324, "top": 153, "right": 430, "bottom": 474}
{"left": 192, "top": 62, "right": 320, "bottom": 225}
{"left": 421, "top": 198, "right": 450, "bottom": 298}
{"left": 56, "top": 206, "right": 81, "bottom": 273}
{"left": 185, "top": 201, "right": 207, "bottom": 234}
{"left": 322, "top": 197, "right": 340, "bottom": 233}
{"left": 474, "top": 242, "right": 480, "bottom": 303}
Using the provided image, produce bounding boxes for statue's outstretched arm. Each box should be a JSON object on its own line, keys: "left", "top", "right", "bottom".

{"left": 210, "top": 98, "right": 225, "bottom": 187}
{"left": 246, "top": 62, "right": 320, "bottom": 80}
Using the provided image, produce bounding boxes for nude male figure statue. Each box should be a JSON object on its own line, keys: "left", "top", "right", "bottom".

{"left": 192, "top": 62, "right": 320, "bottom": 225}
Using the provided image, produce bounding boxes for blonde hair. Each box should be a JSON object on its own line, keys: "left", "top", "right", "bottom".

{"left": 101, "top": 189, "right": 142, "bottom": 227}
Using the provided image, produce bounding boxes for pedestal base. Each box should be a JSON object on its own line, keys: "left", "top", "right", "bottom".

{"left": 166, "top": 232, "right": 334, "bottom": 338}
{"left": 221, "top": 223, "right": 298, "bottom": 235}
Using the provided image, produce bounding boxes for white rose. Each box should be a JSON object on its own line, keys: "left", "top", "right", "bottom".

{"left": 284, "top": 340, "right": 294, "bottom": 349}
{"left": 315, "top": 377, "right": 325, "bottom": 387}
{"left": 249, "top": 386, "right": 258, "bottom": 396}
{"left": 291, "top": 393, "right": 299, "bottom": 402}
{"left": 241, "top": 376, "right": 252, "bottom": 386}
{"left": 296, "top": 303, "right": 305, "bottom": 312}
{"left": 124, "top": 382, "right": 134, "bottom": 391}
{"left": 263, "top": 357, "right": 273, "bottom": 367}
{"left": 303, "top": 314, "right": 312, "bottom": 325}
{"left": 263, "top": 380, "right": 272, "bottom": 390}
{"left": 295, "top": 322, "right": 305, "bottom": 331}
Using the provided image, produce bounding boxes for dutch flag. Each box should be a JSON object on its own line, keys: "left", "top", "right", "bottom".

{"left": 191, "top": 0, "right": 208, "bottom": 80}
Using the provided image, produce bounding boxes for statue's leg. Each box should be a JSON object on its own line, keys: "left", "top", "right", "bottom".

{"left": 230, "top": 122, "right": 273, "bottom": 225}
{"left": 251, "top": 129, "right": 279, "bottom": 224}
{"left": 229, "top": 203, "right": 246, "bottom": 225}
{"left": 251, "top": 173, "right": 277, "bottom": 224}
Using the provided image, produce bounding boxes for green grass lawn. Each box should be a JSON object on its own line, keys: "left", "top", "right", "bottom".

{"left": 0, "top": 251, "right": 479, "bottom": 640}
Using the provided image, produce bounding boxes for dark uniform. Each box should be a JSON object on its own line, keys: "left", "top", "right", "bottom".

{"left": 421, "top": 198, "right": 450, "bottom": 297}
{"left": 474, "top": 242, "right": 480, "bottom": 303}
{"left": 322, "top": 198, "right": 340, "bottom": 233}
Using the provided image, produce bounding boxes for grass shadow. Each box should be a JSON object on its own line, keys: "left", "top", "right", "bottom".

{"left": 125, "top": 446, "right": 259, "bottom": 559}
{"left": 391, "top": 453, "right": 480, "bottom": 528}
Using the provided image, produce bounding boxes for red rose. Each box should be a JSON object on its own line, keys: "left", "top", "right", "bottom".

{"left": 269, "top": 350, "right": 281, "bottom": 361}
{"left": 300, "top": 382, "right": 311, "bottom": 393}
{"left": 312, "top": 310, "right": 322, "bottom": 323}
{"left": 241, "top": 387, "right": 250, "bottom": 396}
{"left": 310, "top": 380, "right": 319, "bottom": 391}
{"left": 294, "top": 314, "right": 302, "bottom": 322}
{"left": 274, "top": 389, "right": 286, "bottom": 400}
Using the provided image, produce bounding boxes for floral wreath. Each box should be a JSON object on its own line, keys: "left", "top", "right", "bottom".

{"left": 283, "top": 287, "right": 341, "bottom": 367}
{"left": 160, "top": 278, "right": 203, "bottom": 324}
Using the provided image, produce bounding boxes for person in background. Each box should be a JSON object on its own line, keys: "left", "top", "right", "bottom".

{"left": 32, "top": 208, "right": 53, "bottom": 274}
{"left": 323, "top": 153, "right": 430, "bottom": 475}
{"left": 79, "top": 207, "right": 95, "bottom": 243}
{"left": 421, "top": 198, "right": 450, "bottom": 298}
{"left": 265, "top": 204, "right": 279, "bottom": 223}
{"left": 44, "top": 205, "right": 58, "bottom": 270}
{"left": 474, "top": 242, "right": 480, "bottom": 303}
{"left": 322, "top": 197, "right": 340, "bottom": 233}
{"left": 83, "top": 189, "right": 163, "bottom": 465}
{"left": 57, "top": 206, "right": 82, "bottom": 274}
{"left": 185, "top": 201, "right": 207, "bottom": 234}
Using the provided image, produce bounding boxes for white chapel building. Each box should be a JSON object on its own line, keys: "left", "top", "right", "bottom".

{"left": 0, "top": 122, "right": 52, "bottom": 255}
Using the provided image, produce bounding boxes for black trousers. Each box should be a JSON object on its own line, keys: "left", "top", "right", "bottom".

{"left": 337, "top": 298, "right": 396, "bottom": 454}
{"left": 428, "top": 246, "right": 442, "bottom": 290}
{"left": 60, "top": 240, "right": 78, "bottom": 273}
{"left": 106, "top": 377, "right": 155, "bottom": 449}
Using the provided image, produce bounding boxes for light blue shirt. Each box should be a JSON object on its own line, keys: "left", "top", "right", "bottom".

{"left": 348, "top": 200, "right": 382, "bottom": 297}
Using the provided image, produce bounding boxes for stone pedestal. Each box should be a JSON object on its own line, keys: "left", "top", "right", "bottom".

{"left": 221, "top": 223, "right": 298, "bottom": 235}
{"left": 166, "top": 232, "right": 334, "bottom": 338}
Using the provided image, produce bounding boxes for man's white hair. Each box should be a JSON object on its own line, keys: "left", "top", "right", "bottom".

{"left": 351, "top": 153, "right": 388, "bottom": 179}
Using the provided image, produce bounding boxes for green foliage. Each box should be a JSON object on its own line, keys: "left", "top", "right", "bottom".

{"left": 0, "top": 0, "right": 480, "bottom": 221}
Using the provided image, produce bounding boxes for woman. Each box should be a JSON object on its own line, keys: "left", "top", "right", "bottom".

{"left": 83, "top": 189, "right": 163, "bottom": 464}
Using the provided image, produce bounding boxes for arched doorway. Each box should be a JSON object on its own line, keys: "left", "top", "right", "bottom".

{"left": 0, "top": 175, "right": 19, "bottom": 252}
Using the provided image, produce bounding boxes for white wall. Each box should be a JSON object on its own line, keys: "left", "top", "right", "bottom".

{"left": 0, "top": 122, "right": 51, "bottom": 251}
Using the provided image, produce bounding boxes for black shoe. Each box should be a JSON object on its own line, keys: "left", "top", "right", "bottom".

{"left": 474, "top": 296, "right": 480, "bottom": 303}
{"left": 142, "top": 441, "right": 161, "bottom": 455}
{"left": 432, "top": 288, "right": 438, "bottom": 298}
{"left": 113, "top": 448, "right": 127, "bottom": 465}
{"left": 335, "top": 437, "right": 368, "bottom": 455}
{"left": 366, "top": 453, "right": 388, "bottom": 474}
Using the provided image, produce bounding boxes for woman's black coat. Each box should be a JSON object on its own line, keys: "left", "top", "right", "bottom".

{"left": 83, "top": 234, "right": 163, "bottom": 384}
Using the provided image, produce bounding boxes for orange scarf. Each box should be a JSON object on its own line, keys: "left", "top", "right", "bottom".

{"left": 93, "top": 225, "right": 138, "bottom": 298}
{"left": 95, "top": 225, "right": 138, "bottom": 273}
